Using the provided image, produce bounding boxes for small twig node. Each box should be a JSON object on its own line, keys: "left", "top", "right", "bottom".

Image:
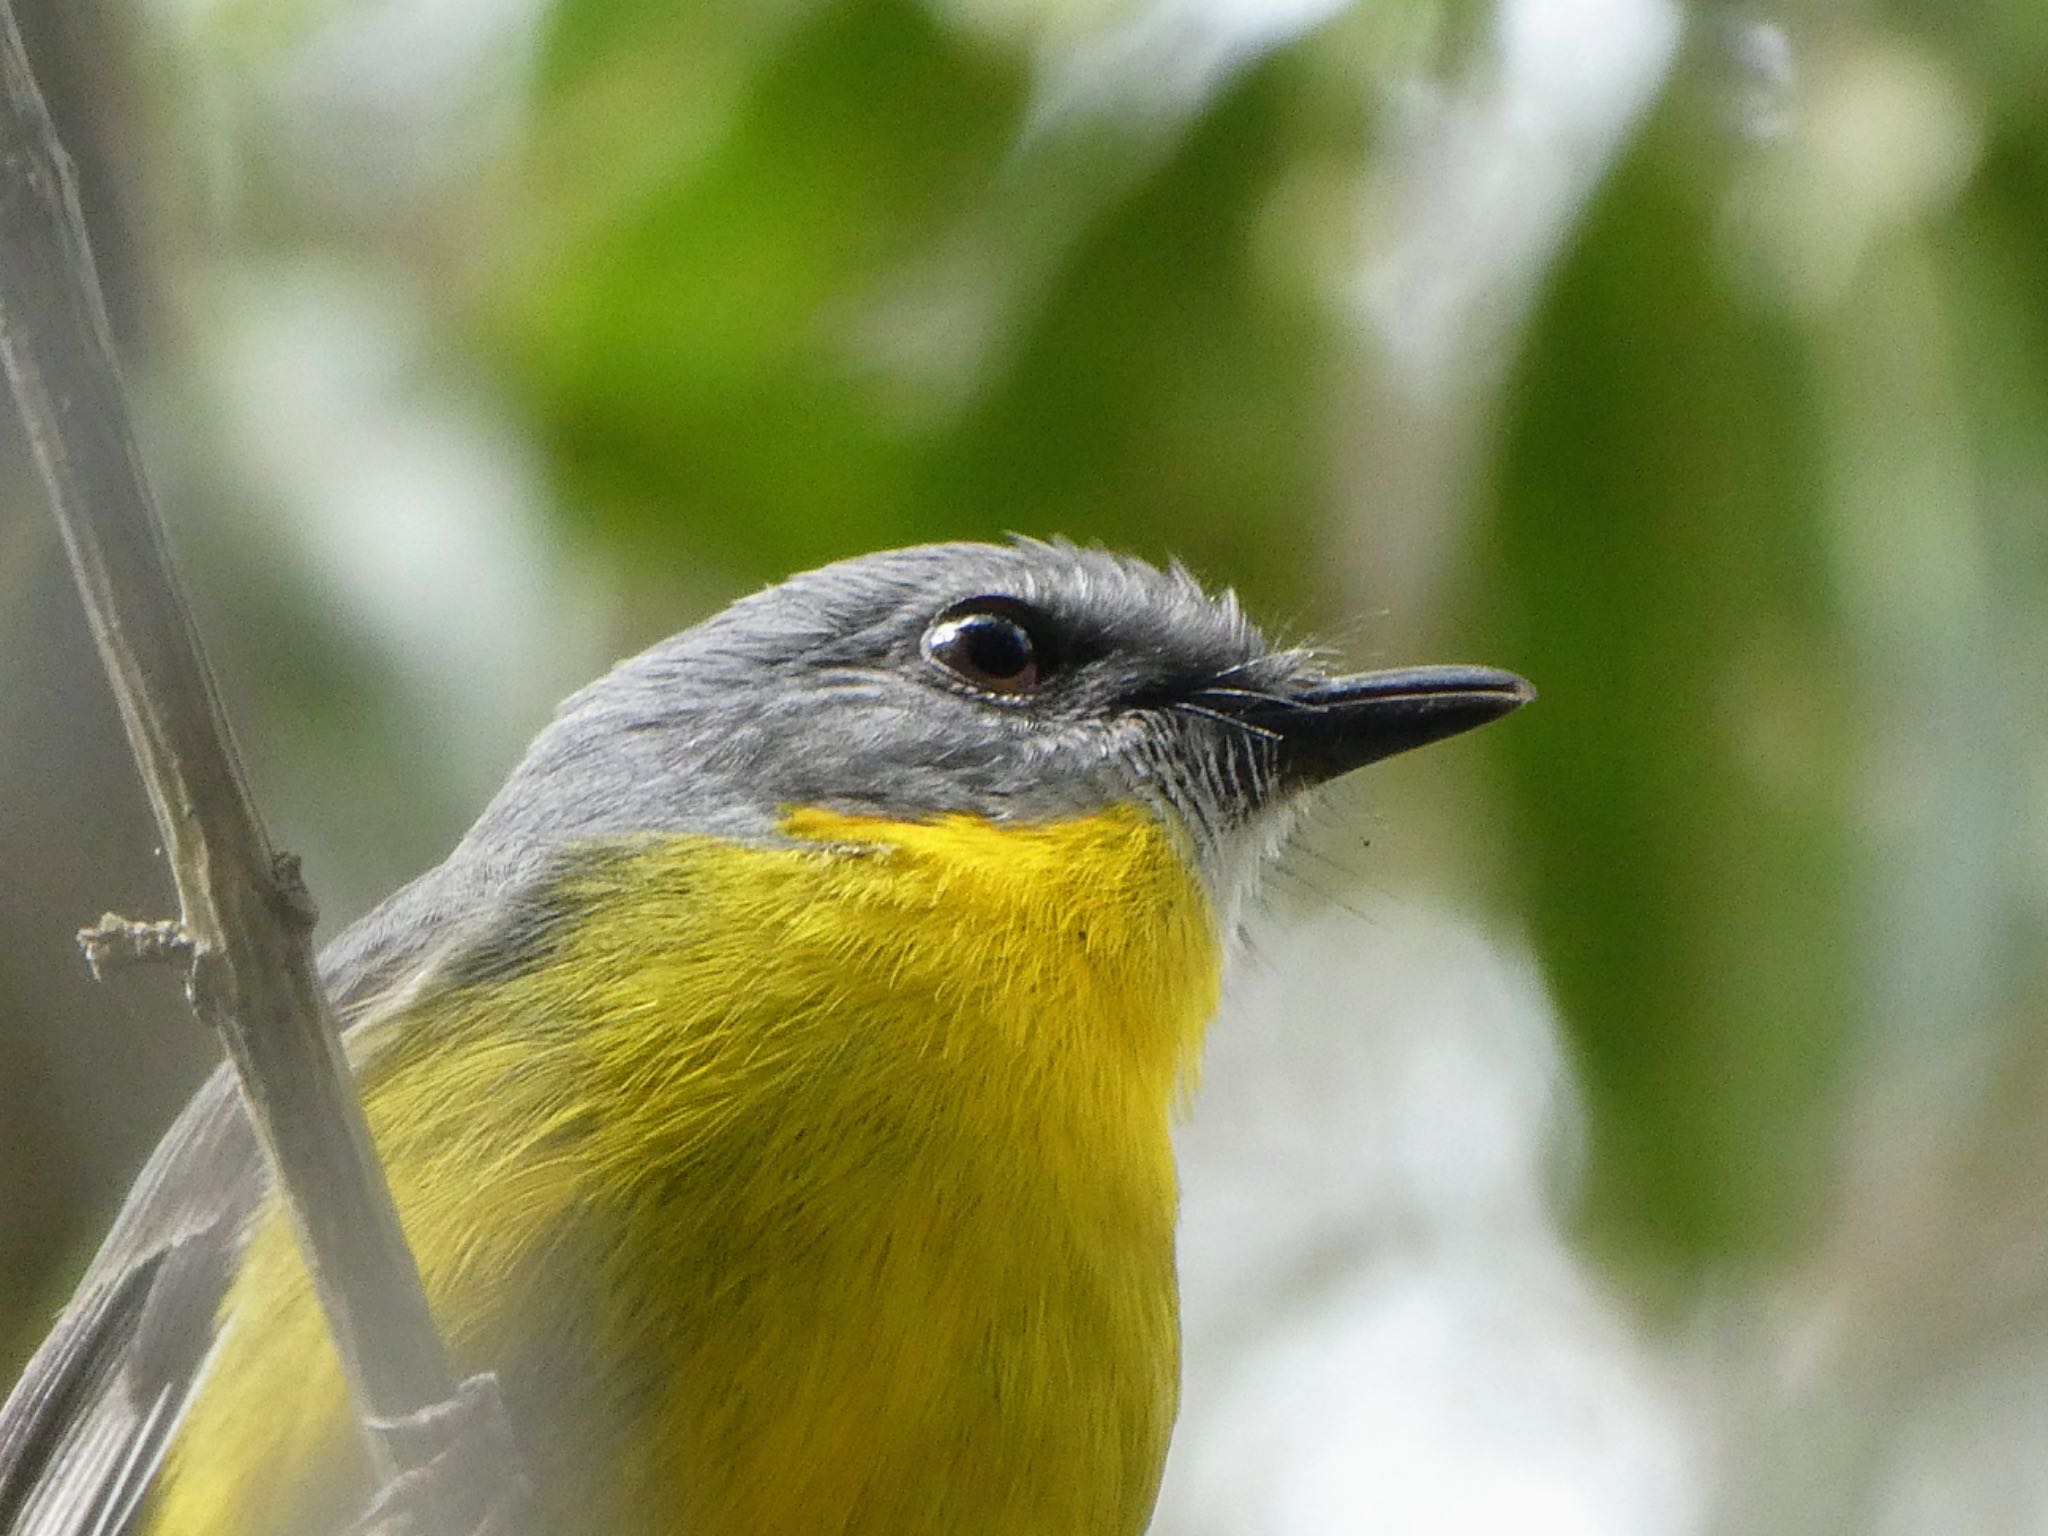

{"left": 76, "top": 912, "right": 194, "bottom": 979}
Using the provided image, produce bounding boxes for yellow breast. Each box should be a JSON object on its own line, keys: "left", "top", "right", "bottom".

{"left": 151, "top": 803, "right": 1222, "bottom": 1536}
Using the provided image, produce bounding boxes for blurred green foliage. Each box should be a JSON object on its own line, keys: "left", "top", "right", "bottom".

{"left": 481, "top": 0, "right": 1338, "bottom": 614}
{"left": 1478, "top": 113, "right": 1855, "bottom": 1258}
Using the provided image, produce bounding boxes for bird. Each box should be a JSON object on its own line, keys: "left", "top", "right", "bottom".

{"left": 0, "top": 539, "right": 1530, "bottom": 1536}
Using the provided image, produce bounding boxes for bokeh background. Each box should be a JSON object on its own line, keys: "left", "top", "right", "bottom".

{"left": 4, "top": 0, "right": 2048, "bottom": 1530}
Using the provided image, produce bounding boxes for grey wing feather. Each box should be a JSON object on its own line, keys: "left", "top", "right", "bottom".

{"left": 0, "top": 848, "right": 528, "bottom": 1536}
{"left": 0, "top": 1069, "right": 257, "bottom": 1536}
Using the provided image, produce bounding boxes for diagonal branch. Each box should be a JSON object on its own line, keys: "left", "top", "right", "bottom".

{"left": 0, "top": 7, "right": 524, "bottom": 1532}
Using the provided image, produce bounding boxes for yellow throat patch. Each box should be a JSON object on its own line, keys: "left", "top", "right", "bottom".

{"left": 151, "top": 802, "right": 1223, "bottom": 1536}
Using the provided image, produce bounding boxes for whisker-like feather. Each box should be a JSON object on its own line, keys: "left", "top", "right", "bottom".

{"left": 1169, "top": 702, "right": 1283, "bottom": 744}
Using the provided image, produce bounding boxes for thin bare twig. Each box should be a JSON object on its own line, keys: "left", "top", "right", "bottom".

{"left": 0, "top": 8, "right": 523, "bottom": 1532}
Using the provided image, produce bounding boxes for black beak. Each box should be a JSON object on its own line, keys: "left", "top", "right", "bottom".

{"left": 1197, "top": 664, "right": 1535, "bottom": 785}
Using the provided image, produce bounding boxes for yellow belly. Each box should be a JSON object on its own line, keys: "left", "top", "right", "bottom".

{"left": 149, "top": 804, "right": 1222, "bottom": 1536}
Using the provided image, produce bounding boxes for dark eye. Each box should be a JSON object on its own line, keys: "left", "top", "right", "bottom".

{"left": 922, "top": 599, "right": 1053, "bottom": 697}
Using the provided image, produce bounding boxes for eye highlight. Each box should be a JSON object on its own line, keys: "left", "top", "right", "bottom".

{"left": 922, "top": 598, "right": 1054, "bottom": 697}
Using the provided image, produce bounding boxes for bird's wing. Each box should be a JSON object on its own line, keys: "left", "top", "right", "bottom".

{"left": 0, "top": 1065, "right": 258, "bottom": 1536}
{"left": 0, "top": 854, "right": 520, "bottom": 1536}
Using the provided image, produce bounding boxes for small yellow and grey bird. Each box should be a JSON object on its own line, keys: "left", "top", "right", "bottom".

{"left": 0, "top": 540, "right": 1529, "bottom": 1536}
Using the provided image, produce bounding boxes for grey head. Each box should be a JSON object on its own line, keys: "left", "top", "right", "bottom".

{"left": 449, "top": 540, "right": 1529, "bottom": 907}
{"left": 321, "top": 539, "right": 1529, "bottom": 1010}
